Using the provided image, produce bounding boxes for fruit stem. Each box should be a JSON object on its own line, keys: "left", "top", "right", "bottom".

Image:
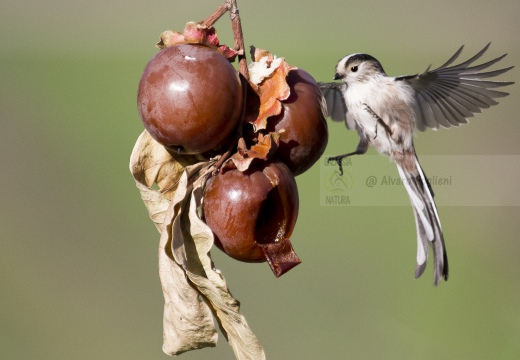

{"left": 227, "top": 0, "right": 249, "bottom": 81}
{"left": 201, "top": 0, "right": 249, "bottom": 81}
{"left": 200, "top": 2, "right": 229, "bottom": 27}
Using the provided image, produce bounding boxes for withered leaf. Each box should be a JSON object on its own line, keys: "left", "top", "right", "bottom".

{"left": 183, "top": 22, "right": 219, "bottom": 46}
{"left": 229, "top": 132, "right": 282, "bottom": 172}
{"left": 129, "top": 130, "right": 199, "bottom": 200}
{"left": 130, "top": 131, "right": 217, "bottom": 354}
{"left": 218, "top": 45, "right": 241, "bottom": 62}
{"left": 156, "top": 30, "right": 186, "bottom": 49}
{"left": 159, "top": 234, "right": 218, "bottom": 355}
{"left": 155, "top": 22, "right": 238, "bottom": 61}
{"left": 192, "top": 187, "right": 266, "bottom": 359}
{"left": 170, "top": 165, "right": 266, "bottom": 359}
{"left": 130, "top": 130, "right": 265, "bottom": 359}
{"left": 247, "top": 49, "right": 297, "bottom": 131}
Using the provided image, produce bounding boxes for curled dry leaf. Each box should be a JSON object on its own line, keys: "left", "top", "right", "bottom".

{"left": 178, "top": 169, "right": 266, "bottom": 360}
{"left": 183, "top": 21, "right": 219, "bottom": 46}
{"left": 247, "top": 48, "right": 297, "bottom": 131}
{"left": 130, "top": 130, "right": 265, "bottom": 359}
{"left": 156, "top": 22, "right": 240, "bottom": 61}
{"left": 156, "top": 30, "right": 185, "bottom": 49}
{"left": 228, "top": 132, "right": 282, "bottom": 172}
{"left": 129, "top": 130, "right": 199, "bottom": 201}
{"left": 130, "top": 131, "right": 216, "bottom": 354}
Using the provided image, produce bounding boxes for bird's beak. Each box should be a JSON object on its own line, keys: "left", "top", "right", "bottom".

{"left": 333, "top": 73, "right": 341, "bottom": 80}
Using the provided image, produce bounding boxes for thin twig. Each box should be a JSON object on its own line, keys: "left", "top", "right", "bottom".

{"left": 200, "top": 2, "right": 229, "bottom": 27}
{"left": 201, "top": 0, "right": 249, "bottom": 80}
{"left": 227, "top": 0, "right": 249, "bottom": 80}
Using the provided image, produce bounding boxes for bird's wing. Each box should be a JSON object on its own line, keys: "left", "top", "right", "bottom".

{"left": 395, "top": 43, "right": 514, "bottom": 131}
{"left": 318, "top": 82, "right": 357, "bottom": 129}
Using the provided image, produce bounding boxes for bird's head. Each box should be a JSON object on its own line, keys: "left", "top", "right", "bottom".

{"left": 334, "top": 53, "right": 386, "bottom": 85}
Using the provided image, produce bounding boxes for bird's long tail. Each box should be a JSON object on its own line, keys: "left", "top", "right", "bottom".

{"left": 396, "top": 155, "right": 449, "bottom": 286}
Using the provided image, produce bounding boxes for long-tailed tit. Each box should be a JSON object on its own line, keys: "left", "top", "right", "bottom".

{"left": 319, "top": 43, "right": 514, "bottom": 285}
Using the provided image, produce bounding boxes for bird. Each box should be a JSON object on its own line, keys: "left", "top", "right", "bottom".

{"left": 319, "top": 43, "right": 514, "bottom": 285}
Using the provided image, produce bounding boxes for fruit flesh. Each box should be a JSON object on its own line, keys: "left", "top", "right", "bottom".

{"left": 203, "top": 162, "right": 299, "bottom": 263}
{"left": 255, "top": 187, "right": 287, "bottom": 244}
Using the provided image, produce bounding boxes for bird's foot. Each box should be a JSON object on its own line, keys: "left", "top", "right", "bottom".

{"left": 327, "top": 155, "right": 347, "bottom": 176}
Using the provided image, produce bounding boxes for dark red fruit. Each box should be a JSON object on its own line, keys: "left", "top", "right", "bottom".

{"left": 203, "top": 161, "right": 299, "bottom": 269}
{"left": 267, "top": 68, "right": 328, "bottom": 176}
{"left": 137, "top": 44, "right": 242, "bottom": 154}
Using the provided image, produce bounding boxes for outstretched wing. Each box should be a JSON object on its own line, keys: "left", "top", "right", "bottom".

{"left": 396, "top": 43, "right": 514, "bottom": 131}
{"left": 318, "top": 82, "right": 357, "bottom": 129}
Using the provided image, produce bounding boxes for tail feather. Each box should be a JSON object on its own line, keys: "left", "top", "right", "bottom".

{"left": 409, "top": 205, "right": 429, "bottom": 279}
{"left": 396, "top": 157, "right": 449, "bottom": 286}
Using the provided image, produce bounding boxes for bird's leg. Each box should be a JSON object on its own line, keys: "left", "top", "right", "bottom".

{"left": 328, "top": 151, "right": 360, "bottom": 176}
{"left": 362, "top": 103, "right": 393, "bottom": 139}
{"left": 327, "top": 133, "right": 369, "bottom": 176}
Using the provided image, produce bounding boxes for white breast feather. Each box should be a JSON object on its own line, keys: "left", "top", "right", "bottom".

{"left": 345, "top": 76, "right": 415, "bottom": 154}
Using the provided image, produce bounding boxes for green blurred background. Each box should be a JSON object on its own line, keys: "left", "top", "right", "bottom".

{"left": 1, "top": 1, "right": 519, "bottom": 359}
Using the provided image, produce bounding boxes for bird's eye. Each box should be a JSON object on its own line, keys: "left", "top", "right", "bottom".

{"left": 350, "top": 66, "right": 358, "bottom": 72}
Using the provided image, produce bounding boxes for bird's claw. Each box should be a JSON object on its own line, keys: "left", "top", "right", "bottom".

{"left": 327, "top": 156, "right": 345, "bottom": 176}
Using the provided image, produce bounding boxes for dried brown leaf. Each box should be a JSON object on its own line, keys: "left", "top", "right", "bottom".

{"left": 185, "top": 170, "right": 266, "bottom": 360}
{"left": 229, "top": 132, "right": 281, "bottom": 172}
{"left": 155, "top": 22, "right": 238, "bottom": 61}
{"left": 156, "top": 30, "right": 186, "bottom": 49}
{"left": 130, "top": 131, "right": 217, "bottom": 354}
{"left": 183, "top": 22, "right": 218, "bottom": 46}
{"left": 129, "top": 130, "right": 199, "bottom": 200}
{"left": 159, "top": 238, "right": 218, "bottom": 355}
{"left": 167, "top": 164, "right": 266, "bottom": 359}
{"left": 248, "top": 133, "right": 279, "bottom": 159}
{"left": 130, "top": 130, "right": 265, "bottom": 359}
{"left": 247, "top": 49, "right": 297, "bottom": 131}
{"left": 218, "top": 45, "right": 241, "bottom": 62}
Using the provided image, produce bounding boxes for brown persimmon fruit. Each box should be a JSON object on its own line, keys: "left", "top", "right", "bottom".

{"left": 203, "top": 161, "right": 301, "bottom": 276}
{"left": 137, "top": 44, "right": 242, "bottom": 154}
{"left": 267, "top": 68, "right": 328, "bottom": 176}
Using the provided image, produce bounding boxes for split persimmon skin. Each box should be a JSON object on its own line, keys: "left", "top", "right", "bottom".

{"left": 137, "top": 44, "right": 242, "bottom": 154}
{"left": 203, "top": 161, "right": 299, "bottom": 263}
